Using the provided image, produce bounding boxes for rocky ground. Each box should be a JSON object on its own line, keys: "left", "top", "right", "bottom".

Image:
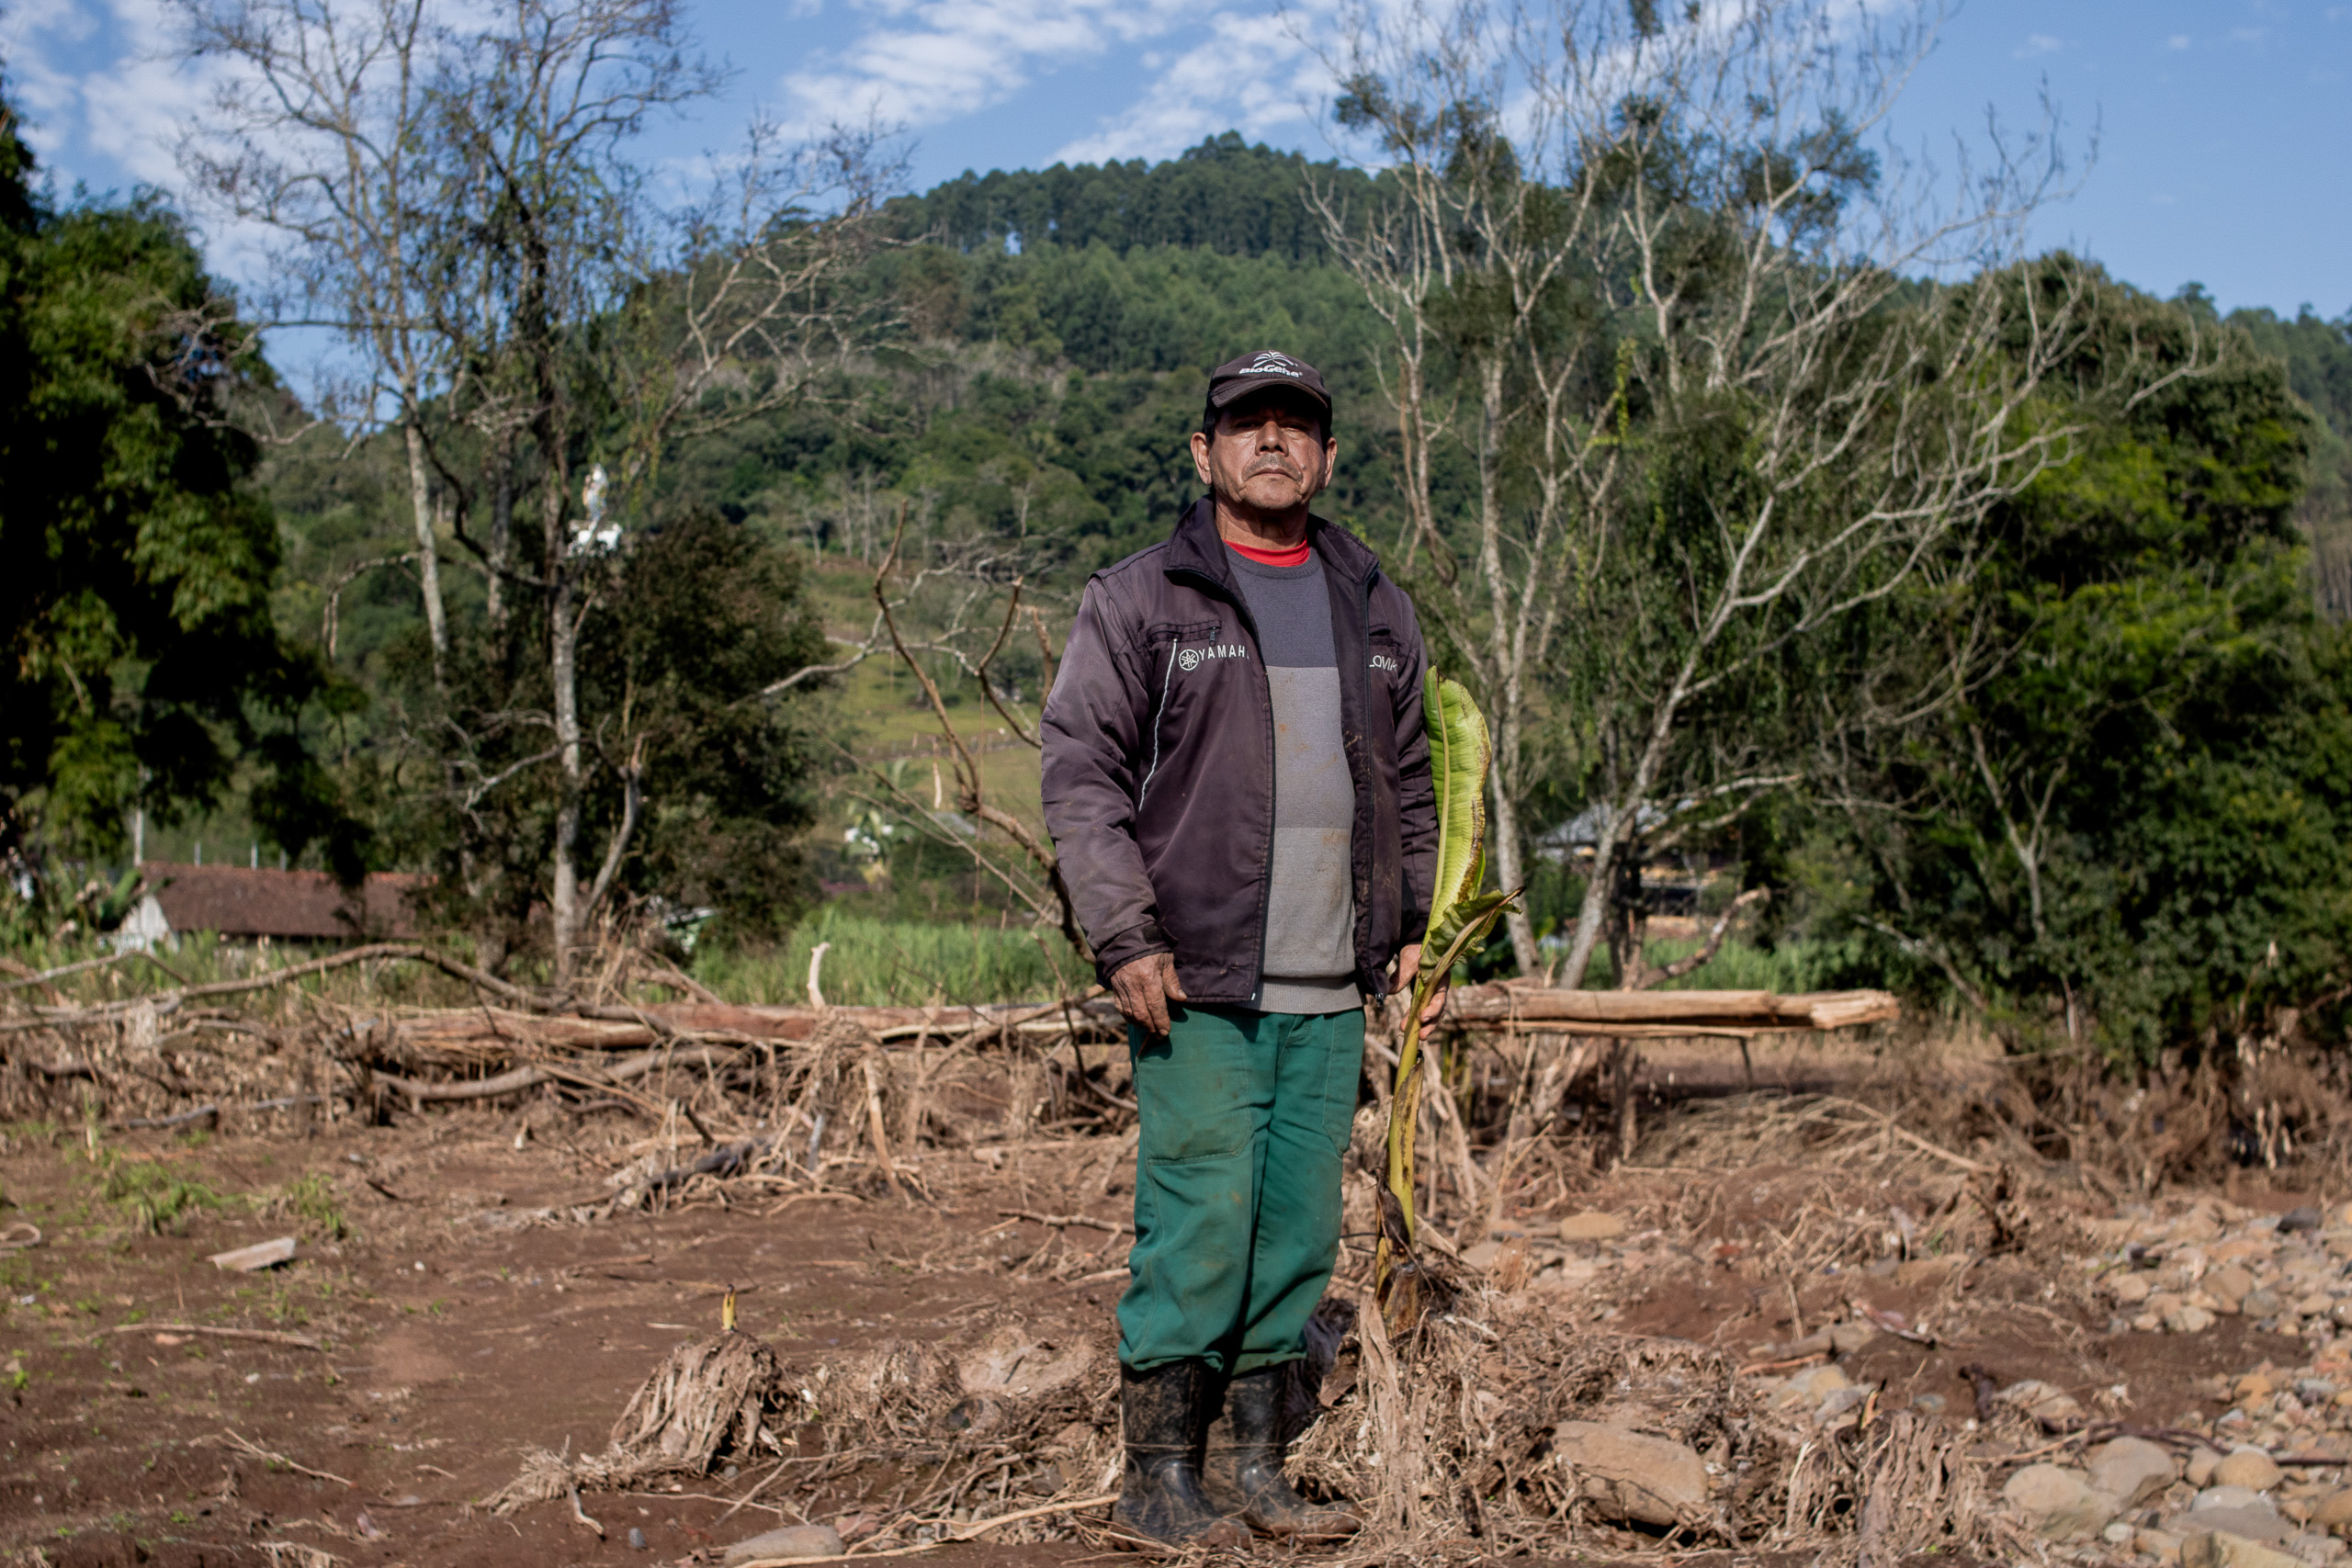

{"left": 4, "top": 1089, "right": 2351, "bottom": 1567}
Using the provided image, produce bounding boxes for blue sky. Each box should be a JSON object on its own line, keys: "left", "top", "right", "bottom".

{"left": 3, "top": 0, "right": 2346, "bottom": 317}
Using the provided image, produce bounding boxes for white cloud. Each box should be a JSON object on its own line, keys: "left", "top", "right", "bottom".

{"left": 2165, "top": 33, "right": 2190, "bottom": 50}
{"left": 1, "top": 0, "right": 232, "bottom": 197}
{"left": 777, "top": 0, "right": 1198, "bottom": 136}
{"left": 2014, "top": 31, "right": 2061, "bottom": 58}
{"left": 1049, "top": 6, "right": 1335, "bottom": 164}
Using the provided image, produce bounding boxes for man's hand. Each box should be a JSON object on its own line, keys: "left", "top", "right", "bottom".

{"left": 1111, "top": 952, "right": 1188, "bottom": 1036}
{"left": 1392, "top": 942, "right": 1449, "bottom": 1026}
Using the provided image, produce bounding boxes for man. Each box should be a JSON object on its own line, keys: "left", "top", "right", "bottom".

{"left": 1040, "top": 349, "right": 1441, "bottom": 1548}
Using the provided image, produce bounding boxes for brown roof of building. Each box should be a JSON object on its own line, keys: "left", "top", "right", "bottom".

{"left": 140, "top": 863, "right": 427, "bottom": 942}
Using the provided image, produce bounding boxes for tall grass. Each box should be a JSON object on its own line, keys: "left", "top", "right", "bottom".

{"left": 0, "top": 930, "right": 477, "bottom": 1008}
{"left": 1634, "top": 934, "right": 1843, "bottom": 992}
{"left": 694, "top": 908, "right": 1087, "bottom": 1007}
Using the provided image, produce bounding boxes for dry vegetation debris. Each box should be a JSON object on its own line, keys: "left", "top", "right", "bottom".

{"left": 20, "top": 950, "right": 2352, "bottom": 1565}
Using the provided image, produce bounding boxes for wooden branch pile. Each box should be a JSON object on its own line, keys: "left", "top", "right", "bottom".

{"left": 0, "top": 936, "right": 1895, "bottom": 1146}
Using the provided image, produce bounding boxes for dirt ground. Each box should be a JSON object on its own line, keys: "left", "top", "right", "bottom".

{"left": 0, "top": 1084, "right": 2334, "bottom": 1568}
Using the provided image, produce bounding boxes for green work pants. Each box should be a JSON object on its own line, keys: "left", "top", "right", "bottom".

{"left": 1116, "top": 1003, "right": 1366, "bottom": 1376}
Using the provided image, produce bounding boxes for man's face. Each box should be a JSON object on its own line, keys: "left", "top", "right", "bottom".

{"left": 1189, "top": 392, "right": 1338, "bottom": 514}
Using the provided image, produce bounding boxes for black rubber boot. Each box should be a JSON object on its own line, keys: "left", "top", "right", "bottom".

{"left": 1203, "top": 1366, "right": 1362, "bottom": 1539}
{"left": 1113, "top": 1361, "right": 1252, "bottom": 1551}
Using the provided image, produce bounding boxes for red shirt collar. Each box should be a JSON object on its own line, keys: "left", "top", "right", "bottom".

{"left": 1224, "top": 536, "right": 1312, "bottom": 568}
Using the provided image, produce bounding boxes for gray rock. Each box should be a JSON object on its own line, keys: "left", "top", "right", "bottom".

{"left": 628, "top": 1528, "right": 648, "bottom": 1551}
{"left": 2087, "top": 1436, "right": 2182, "bottom": 1507}
{"left": 2184, "top": 1530, "right": 2312, "bottom": 1568}
{"left": 1817, "top": 1386, "right": 1870, "bottom": 1421}
{"left": 1828, "top": 1320, "right": 1878, "bottom": 1353}
{"left": 724, "top": 1523, "right": 850, "bottom": 1563}
{"left": 2215, "top": 1452, "right": 2287, "bottom": 1493}
{"left": 1784, "top": 1364, "right": 1851, "bottom": 1400}
{"left": 2003, "top": 1463, "right": 2118, "bottom": 1540}
{"left": 2246, "top": 1289, "right": 2286, "bottom": 1317}
{"left": 2196, "top": 1486, "right": 2277, "bottom": 1516}
{"left": 2293, "top": 1535, "right": 2349, "bottom": 1566}
{"left": 2280, "top": 1207, "right": 2325, "bottom": 1235}
{"left": 1553, "top": 1422, "right": 1710, "bottom": 1527}
{"left": 2180, "top": 1507, "right": 2297, "bottom": 1545}
{"left": 1998, "top": 1379, "right": 2088, "bottom": 1427}
{"left": 2299, "top": 1380, "right": 2338, "bottom": 1406}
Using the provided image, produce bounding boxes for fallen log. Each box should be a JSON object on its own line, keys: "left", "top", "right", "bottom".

{"left": 370, "top": 1043, "right": 750, "bottom": 1104}
{"left": 1437, "top": 985, "right": 1898, "bottom": 1033}
{"left": 377, "top": 987, "right": 1890, "bottom": 1056}
{"left": 392, "top": 998, "right": 1125, "bottom": 1054}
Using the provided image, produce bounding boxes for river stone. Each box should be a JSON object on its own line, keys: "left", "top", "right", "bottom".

{"left": 2211, "top": 1267, "right": 2257, "bottom": 1312}
{"left": 2183, "top": 1529, "right": 2308, "bottom": 1568}
{"left": 2180, "top": 1508, "right": 2297, "bottom": 1546}
{"left": 2003, "top": 1463, "right": 2115, "bottom": 1540}
{"left": 2089, "top": 1436, "right": 2183, "bottom": 1506}
{"left": 724, "top": 1524, "right": 849, "bottom": 1563}
{"left": 2217, "top": 1451, "right": 2288, "bottom": 1492}
{"left": 1817, "top": 1385, "right": 1870, "bottom": 1421}
{"left": 2246, "top": 1289, "right": 2287, "bottom": 1318}
{"left": 1999, "top": 1379, "right": 2087, "bottom": 1427}
{"left": 2311, "top": 1491, "right": 2352, "bottom": 1529}
{"left": 1827, "top": 1320, "right": 1878, "bottom": 1354}
{"left": 1553, "top": 1422, "right": 1709, "bottom": 1526}
{"left": 956, "top": 1326, "right": 1096, "bottom": 1401}
{"left": 2198, "top": 1487, "right": 2276, "bottom": 1516}
{"left": 1785, "top": 1364, "right": 1851, "bottom": 1399}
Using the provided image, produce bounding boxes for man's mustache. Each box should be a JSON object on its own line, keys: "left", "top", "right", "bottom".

{"left": 1245, "top": 457, "right": 1304, "bottom": 478}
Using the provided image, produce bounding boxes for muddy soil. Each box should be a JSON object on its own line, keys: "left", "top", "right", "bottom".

{"left": 0, "top": 1105, "right": 2327, "bottom": 1567}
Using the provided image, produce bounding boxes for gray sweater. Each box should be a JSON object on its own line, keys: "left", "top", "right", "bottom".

{"left": 1228, "top": 549, "right": 1361, "bottom": 1013}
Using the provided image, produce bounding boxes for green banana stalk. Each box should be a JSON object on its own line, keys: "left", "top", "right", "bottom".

{"left": 1374, "top": 672, "right": 1520, "bottom": 1325}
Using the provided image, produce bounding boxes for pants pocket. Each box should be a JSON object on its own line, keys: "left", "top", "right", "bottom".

{"left": 1130, "top": 1020, "right": 1255, "bottom": 1165}
{"left": 1321, "top": 1010, "right": 1369, "bottom": 1156}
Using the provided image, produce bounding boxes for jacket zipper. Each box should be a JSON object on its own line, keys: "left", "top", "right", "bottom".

{"left": 1354, "top": 566, "right": 1378, "bottom": 989}
{"left": 1170, "top": 565, "right": 1279, "bottom": 1005}
{"left": 1135, "top": 636, "right": 1180, "bottom": 807}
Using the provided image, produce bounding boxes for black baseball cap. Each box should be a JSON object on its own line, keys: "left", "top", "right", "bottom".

{"left": 1205, "top": 350, "right": 1332, "bottom": 422}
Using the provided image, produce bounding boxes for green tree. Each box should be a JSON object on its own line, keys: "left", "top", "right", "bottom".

{"left": 2216, "top": 296, "right": 2352, "bottom": 619}
{"left": 1815, "top": 269, "right": 2349, "bottom": 1056}
{"left": 0, "top": 83, "right": 352, "bottom": 899}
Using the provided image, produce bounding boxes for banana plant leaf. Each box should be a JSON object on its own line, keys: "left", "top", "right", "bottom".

{"left": 1375, "top": 674, "right": 1521, "bottom": 1333}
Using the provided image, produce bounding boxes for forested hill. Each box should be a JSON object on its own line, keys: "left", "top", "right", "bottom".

{"left": 2226, "top": 298, "right": 2352, "bottom": 617}
{"left": 14, "top": 91, "right": 2352, "bottom": 1050}
{"left": 885, "top": 132, "right": 1374, "bottom": 261}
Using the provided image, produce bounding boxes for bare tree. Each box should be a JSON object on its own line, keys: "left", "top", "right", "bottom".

{"left": 413, "top": 0, "right": 897, "bottom": 978}
{"left": 176, "top": 0, "right": 455, "bottom": 682}
{"left": 182, "top": 0, "right": 897, "bottom": 979}
{"left": 1311, "top": 0, "right": 2136, "bottom": 987}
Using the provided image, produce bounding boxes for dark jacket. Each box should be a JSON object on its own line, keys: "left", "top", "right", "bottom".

{"left": 1040, "top": 499, "right": 1439, "bottom": 1004}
